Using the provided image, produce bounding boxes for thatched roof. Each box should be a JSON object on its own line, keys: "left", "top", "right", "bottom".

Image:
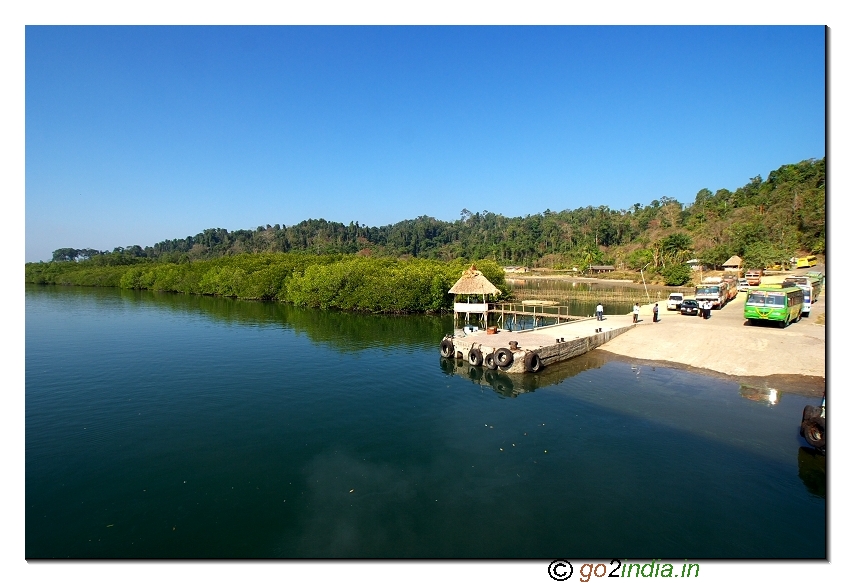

{"left": 448, "top": 264, "right": 501, "bottom": 296}
{"left": 723, "top": 255, "right": 743, "bottom": 267}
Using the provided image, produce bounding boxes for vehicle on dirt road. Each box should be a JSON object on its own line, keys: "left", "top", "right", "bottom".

{"left": 695, "top": 281, "right": 728, "bottom": 310}
{"left": 721, "top": 274, "right": 738, "bottom": 301}
{"left": 796, "top": 255, "right": 818, "bottom": 269}
{"left": 801, "top": 287, "right": 812, "bottom": 317}
{"left": 744, "top": 284, "right": 804, "bottom": 327}
{"left": 745, "top": 269, "right": 763, "bottom": 286}
{"left": 667, "top": 293, "right": 684, "bottom": 311}
{"left": 784, "top": 275, "right": 822, "bottom": 302}
{"left": 679, "top": 299, "right": 700, "bottom": 316}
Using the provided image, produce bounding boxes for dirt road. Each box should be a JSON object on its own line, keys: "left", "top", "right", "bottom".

{"left": 597, "top": 281, "right": 826, "bottom": 396}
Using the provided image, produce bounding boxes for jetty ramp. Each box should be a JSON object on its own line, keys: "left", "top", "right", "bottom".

{"left": 440, "top": 314, "right": 636, "bottom": 374}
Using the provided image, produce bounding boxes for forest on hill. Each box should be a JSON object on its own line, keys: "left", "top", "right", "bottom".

{"left": 28, "top": 157, "right": 824, "bottom": 309}
{"left": 45, "top": 157, "right": 824, "bottom": 281}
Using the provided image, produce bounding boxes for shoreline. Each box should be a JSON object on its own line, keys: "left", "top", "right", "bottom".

{"left": 592, "top": 290, "right": 825, "bottom": 397}
{"left": 595, "top": 350, "right": 825, "bottom": 398}
{"left": 507, "top": 270, "right": 826, "bottom": 395}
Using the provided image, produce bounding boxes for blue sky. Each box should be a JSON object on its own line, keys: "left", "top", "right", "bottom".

{"left": 24, "top": 25, "right": 825, "bottom": 262}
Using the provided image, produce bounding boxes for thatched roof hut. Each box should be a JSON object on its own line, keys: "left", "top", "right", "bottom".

{"left": 448, "top": 264, "right": 501, "bottom": 296}
{"left": 722, "top": 255, "right": 743, "bottom": 270}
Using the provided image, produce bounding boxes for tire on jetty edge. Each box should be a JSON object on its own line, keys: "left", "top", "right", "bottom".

{"left": 801, "top": 417, "right": 825, "bottom": 449}
{"left": 524, "top": 351, "right": 543, "bottom": 373}
{"left": 801, "top": 405, "right": 821, "bottom": 423}
{"left": 484, "top": 352, "right": 498, "bottom": 370}
{"left": 468, "top": 348, "right": 483, "bottom": 367}
{"left": 440, "top": 338, "right": 454, "bottom": 358}
{"left": 495, "top": 348, "right": 514, "bottom": 368}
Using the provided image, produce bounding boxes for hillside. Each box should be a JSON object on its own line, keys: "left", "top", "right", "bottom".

{"left": 44, "top": 158, "right": 824, "bottom": 282}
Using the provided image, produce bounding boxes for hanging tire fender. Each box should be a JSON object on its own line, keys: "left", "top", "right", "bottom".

{"left": 495, "top": 347, "right": 514, "bottom": 368}
{"left": 802, "top": 417, "right": 825, "bottom": 449}
{"left": 484, "top": 352, "right": 498, "bottom": 370}
{"left": 801, "top": 405, "right": 822, "bottom": 423}
{"left": 440, "top": 338, "right": 455, "bottom": 358}
{"left": 468, "top": 348, "right": 483, "bottom": 367}
{"left": 524, "top": 351, "right": 543, "bottom": 373}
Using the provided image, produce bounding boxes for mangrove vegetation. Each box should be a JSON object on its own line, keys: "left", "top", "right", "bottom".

{"left": 26, "top": 255, "right": 509, "bottom": 314}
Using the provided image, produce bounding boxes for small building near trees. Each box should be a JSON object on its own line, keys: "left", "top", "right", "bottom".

{"left": 722, "top": 255, "right": 743, "bottom": 271}
{"left": 448, "top": 265, "right": 502, "bottom": 329}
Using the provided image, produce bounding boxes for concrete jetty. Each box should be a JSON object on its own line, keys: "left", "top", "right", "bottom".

{"left": 440, "top": 314, "right": 637, "bottom": 373}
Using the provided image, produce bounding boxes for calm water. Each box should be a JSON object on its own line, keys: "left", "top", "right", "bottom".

{"left": 25, "top": 285, "right": 825, "bottom": 558}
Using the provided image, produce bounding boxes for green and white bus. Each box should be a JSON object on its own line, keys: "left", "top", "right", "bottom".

{"left": 744, "top": 284, "right": 804, "bottom": 327}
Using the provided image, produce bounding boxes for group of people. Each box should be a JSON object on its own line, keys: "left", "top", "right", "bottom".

{"left": 598, "top": 300, "right": 712, "bottom": 324}
{"left": 630, "top": 302, "right": 661, "bottom": 323}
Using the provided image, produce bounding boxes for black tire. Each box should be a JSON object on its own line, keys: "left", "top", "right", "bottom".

{"left": 484, "top": 352, "right": 498, "bottom": 370}
{"left": 440, "top": 338, "right": 454, "bottom": 358}
{"left": 524, "top": 351, "right": 542, "bottom": 373}
{"left": 782, "top": 316, "right": 789, "bottom": 328}
{"left": 468, "top": 348, "right": 483, "bottom": 367}
{"left": 801, "top": 405, "right": 822, "bottom": 423}
{"left": 495, "top": 348, "right": 514, "bottom": 368}
{"left": 802, "top": 418, "right": 825, "bottom": 449}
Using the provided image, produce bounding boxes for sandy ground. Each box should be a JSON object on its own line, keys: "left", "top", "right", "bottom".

{"left": 595, "top": 279, "right": 826, "bottom": 396}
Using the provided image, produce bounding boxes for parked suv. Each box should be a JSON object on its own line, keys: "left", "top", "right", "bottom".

{"left": 667, "top": 293, "right": 684, "bottom": 311}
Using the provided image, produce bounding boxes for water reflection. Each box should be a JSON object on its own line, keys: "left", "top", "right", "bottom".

{"left": 439, "top": 351, "right": 609, "bottom": 398}
{"left": 26, "top": 284, "right": 451, "bottom": 352}
{"left": 740, "top": 385, "right": 782, "bottom": 406}
{"left": 796, "top": 447, "right": 826, "bottom": 498}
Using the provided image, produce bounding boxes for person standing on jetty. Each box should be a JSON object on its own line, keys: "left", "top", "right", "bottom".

{"left": 632, "top": 303, "right": 640, "bottom": 323}
{"left": 596, "top": 303, "right": 604, "bottom": 321}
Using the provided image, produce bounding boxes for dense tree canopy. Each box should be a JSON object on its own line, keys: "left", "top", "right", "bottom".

{"left": 31, "top": 157, "right": 825, "bottom": 299}
{"left": 25, "top": 254, "right": 507, "bottom": 314}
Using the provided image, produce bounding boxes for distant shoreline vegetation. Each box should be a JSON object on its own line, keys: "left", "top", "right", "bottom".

{"left": 24, "top": 256, "right": 509, "bottom": 314}
{"left": 27, "top": 157, "right": 824, "bottom": 305}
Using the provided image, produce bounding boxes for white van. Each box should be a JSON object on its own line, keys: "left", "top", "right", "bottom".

{"left": 667, "top": 293, "right": 684, "bottom": 311}
{"left": 801, "top": 287, "right": 812, "bottom": 317}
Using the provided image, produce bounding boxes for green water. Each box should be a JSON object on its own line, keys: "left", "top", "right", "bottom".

{"left": 25, "top": 285, "right": 825, "bottom": 558}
